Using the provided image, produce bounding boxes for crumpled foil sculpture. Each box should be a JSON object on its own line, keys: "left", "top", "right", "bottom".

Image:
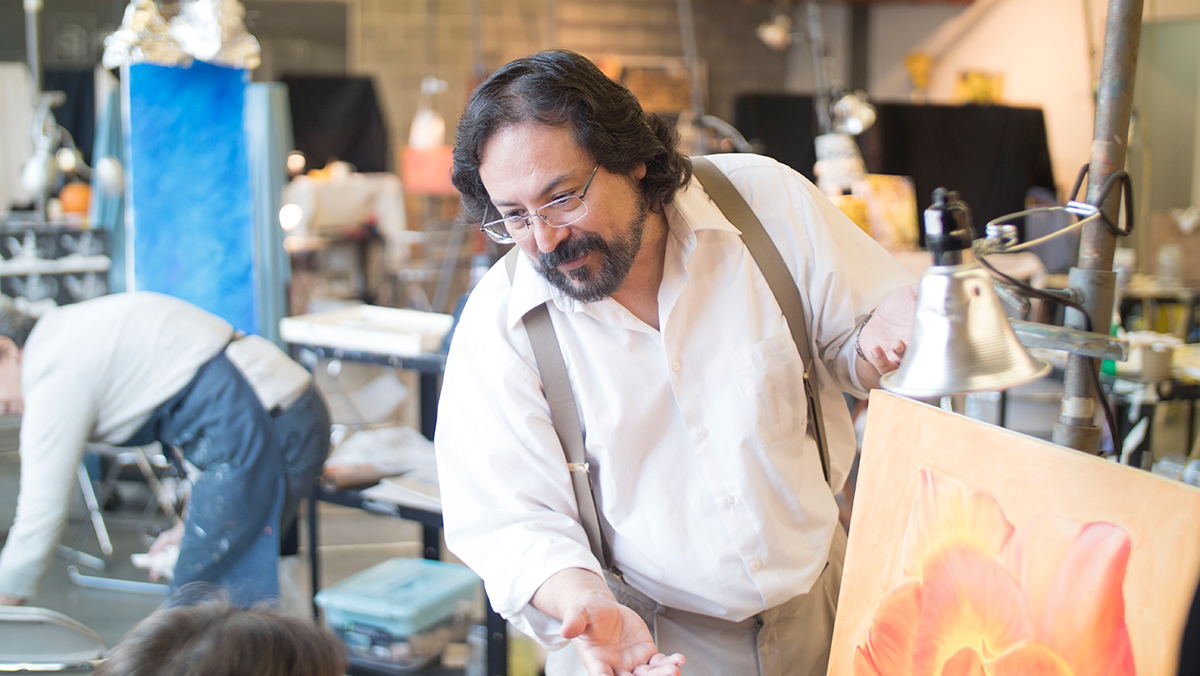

{"left": 171, "top": 0, "right": 262, "bottom": 70}
{"left": 102, "top": 0, "right": 261, "bottom": 70}
{"left": 102, "top": 0, "right": 190, "bottom": 69}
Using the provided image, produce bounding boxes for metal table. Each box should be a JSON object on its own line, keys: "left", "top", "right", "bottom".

{"left": 290, "top": 343, "right": 508, "bottom": 676}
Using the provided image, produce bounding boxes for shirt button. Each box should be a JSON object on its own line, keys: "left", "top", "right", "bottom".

{"left": 697, "top": 428, "right": 708, "bottom": 439}
{"left": 672, "top": 361, "right": 681, "bottom": 372}
{"left": 751, "top": 558, "right": 764, "bottom": 571}
{"left": 724, "top": 494, "right": 735, "bottom": 506}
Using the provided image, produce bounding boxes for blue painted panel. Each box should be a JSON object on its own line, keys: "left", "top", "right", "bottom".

{"left": 125, "top": 61, "right": 259, "bottom": 334}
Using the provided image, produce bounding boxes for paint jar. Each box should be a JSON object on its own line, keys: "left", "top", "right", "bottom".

{"left": 1151, "top": 453, "right": 1188, "bottom": 480}
{"left": 1182, "top": 459, "right": 1200, "bottom": 487}
{"left": 465, "top": 624, "right": 487, "bottom": 676}
{"left": 1123, "top": 331, "right": 1181, "bottom": 383}
{"left": 1156, "top": 244, "right": 1184, "bottom": 289}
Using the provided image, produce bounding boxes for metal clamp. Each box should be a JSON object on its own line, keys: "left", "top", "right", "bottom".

{"left": 977, "top": 204, "right": 1102, "bottom": 255}
{"left": 1065, "top": 200, "right": 1099, "bottom": 218}
{"left": 567, "top": 462, "right": 590, "bottom": 473}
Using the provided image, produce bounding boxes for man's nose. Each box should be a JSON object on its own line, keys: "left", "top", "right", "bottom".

{"left": 531, "top": 218, "right": 569, "bottom": 254}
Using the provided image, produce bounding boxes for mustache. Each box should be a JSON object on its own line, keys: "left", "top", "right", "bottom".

{"left": 538, "top": 232, "right": 607, "bottom": 269}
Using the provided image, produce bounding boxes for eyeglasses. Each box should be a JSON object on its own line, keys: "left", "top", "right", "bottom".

{"left": 480, "top": 164, "right": 599, "bottom": 244}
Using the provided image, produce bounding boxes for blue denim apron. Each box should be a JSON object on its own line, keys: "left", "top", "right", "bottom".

{"left": 123, "top": 350, "right": 330, "bottom": 607}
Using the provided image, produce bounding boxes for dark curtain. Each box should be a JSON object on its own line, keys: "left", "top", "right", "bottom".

{"left": 282, "top": 75, "right": 390, "bottom": 173}
{"left": 1181, "top": 577, "right": 1200, "bottom": 676}
{"left": 44, "top": 68, "right": 95, "bottom": 167}
{"left": 735, "top": 95, "right": 1057, "bottom": 243}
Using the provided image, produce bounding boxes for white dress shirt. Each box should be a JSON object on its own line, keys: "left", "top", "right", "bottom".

{"left": 0, "top": 292, "right": 311, "bottom": 598}
{"left": 434, "top": 154, "right": 914, "bottom": 647}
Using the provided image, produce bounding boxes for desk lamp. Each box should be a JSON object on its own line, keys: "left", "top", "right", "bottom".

{"left": 880, "top": 190, "right": 1052, "bottom": 397}
{"left": 882, "top": 185, "right": 1132, "bottom": 449}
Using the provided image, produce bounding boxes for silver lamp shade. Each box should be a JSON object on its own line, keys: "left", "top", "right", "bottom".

{"left": 881, "top": 261, "right": 1051, "bottom": 397}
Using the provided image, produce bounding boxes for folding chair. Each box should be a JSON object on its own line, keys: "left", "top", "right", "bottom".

{"left": 0, "top": 606, "right": 105, "bottom": 673}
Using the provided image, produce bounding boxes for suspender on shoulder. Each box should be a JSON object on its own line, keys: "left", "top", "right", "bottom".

{"left": 505, "top": 251, "right": 615, "bottom": 571}
{"left": 690, "top": 157, "right": 832, "bottom": 485}
{"left": 504, "top": 155, "right": 833, "bottom": 571}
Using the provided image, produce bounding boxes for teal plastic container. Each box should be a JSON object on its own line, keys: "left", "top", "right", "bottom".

{"left": 315, "top": 558, "right": 481, "bottom": 638}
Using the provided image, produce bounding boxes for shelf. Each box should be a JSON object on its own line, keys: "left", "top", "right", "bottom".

{"left": 0, "top": 256, "right": 111, "bottom": 276}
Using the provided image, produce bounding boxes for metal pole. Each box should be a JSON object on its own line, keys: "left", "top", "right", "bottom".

{"left": 24, "top": 0, "right": 42, "bottom": 96}
{"left": 545, "top": 0, "right": 559, "bottom": 50}
{"left": 468, "top": 0, "right": 486, "bottom": 83}
{"left": 675, "top": 0, "right": 706, "bottom": 119}
{"left": 1052, "top": 0, "right": 1143, "bottom": 453}
{"left": 25, "top": 0, "right": 47, "bottom": 225}
{"left": 806, "top": 2, "right": 832, "bottom": 136}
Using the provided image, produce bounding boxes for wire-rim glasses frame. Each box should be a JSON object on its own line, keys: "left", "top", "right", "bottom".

{"left": 479, "top": 164, "right": 600, "bottom": 244}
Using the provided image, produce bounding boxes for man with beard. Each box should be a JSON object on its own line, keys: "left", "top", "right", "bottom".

{"left": 435, "top": 50, "right": 916, "bottom": 676}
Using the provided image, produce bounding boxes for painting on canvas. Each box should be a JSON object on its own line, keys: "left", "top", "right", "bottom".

{"left": 828, "top": 391, "right": 1200, "bottom": 675}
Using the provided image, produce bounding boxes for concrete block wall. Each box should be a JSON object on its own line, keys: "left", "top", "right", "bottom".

{"left": 256, "top": 0, "right": 790, "bottom": 158}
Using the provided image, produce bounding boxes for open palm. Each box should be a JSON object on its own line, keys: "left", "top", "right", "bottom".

{"left": 565, "top": 599, "right": 685, "bottom": 676}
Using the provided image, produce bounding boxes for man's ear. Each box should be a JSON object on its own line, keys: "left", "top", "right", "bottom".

{"left": 0, "top": 336, "right": 19, "bottom": 362}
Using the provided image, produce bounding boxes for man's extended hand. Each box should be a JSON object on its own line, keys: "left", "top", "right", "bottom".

{"left": 562, "top": 596, "right": 685, "bottom": 676}
{"left": 856, "top": 285, "right": 918, "bottom": 389}
{"left": 533, "top": 568, "right": 685, "bottom": 676}
{"left": 0, "top": 592, "right": 26, "bottom": 606}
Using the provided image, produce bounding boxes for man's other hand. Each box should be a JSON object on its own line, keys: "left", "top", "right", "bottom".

{"left": 857, "top": 285, "right": 918, "bottom": 387}
{"left": 0, "top": 592, "right": 26, "bottom": 606}
{"left": 563, "top": 597, "right": 685, "bottom": 676}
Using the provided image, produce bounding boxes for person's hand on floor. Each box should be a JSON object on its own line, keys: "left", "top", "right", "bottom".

{"left": 145, "top": 520, "right": 185, "bottom": 582}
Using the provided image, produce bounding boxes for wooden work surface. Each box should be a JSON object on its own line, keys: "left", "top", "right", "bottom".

{"left": 829, "top": 391, "right": 1200, "bottom": 675}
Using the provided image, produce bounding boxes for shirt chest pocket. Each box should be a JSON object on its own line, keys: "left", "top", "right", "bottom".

{"left": 733, "top": 326, "right": 808, "bottom": 445}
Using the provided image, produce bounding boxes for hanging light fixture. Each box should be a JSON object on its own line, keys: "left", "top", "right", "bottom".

{"left": 757, "top": 11, "right": 793, "bottom": 52}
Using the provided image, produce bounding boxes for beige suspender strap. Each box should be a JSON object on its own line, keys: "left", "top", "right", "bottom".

{"left": 505, "top": 250, "right": 614, "bottom": 570}
{"left": 690, "top": 157, "right": 832, "bottom": 487}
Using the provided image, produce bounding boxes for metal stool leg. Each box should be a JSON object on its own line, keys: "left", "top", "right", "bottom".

{"left": 75, "top": 463, "right": 112, "bottom": 557}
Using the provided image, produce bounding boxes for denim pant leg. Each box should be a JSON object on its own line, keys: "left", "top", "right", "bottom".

{"left": 271, "top": 384, "right": 331, "bottom": 537}
{"left": 154, "top": 353, "right": 286, "bottom": 608}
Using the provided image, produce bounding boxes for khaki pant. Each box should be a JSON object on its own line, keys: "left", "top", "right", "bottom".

{"left": 545, "top": 525, "right": 846, "bottom": 676}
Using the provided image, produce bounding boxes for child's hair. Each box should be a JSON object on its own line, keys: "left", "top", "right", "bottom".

{"left": 92, "top": 600, "right": 346, "bottom": 676}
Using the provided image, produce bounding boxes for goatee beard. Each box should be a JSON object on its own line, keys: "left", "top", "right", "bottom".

{"left": 535, "top": 194, "right": 650, "bottom": 303}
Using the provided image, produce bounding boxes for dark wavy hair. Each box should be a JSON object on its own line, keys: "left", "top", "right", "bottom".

{"left": 451, "top": 50, "right": 692, "bottom": 224}
{"left": 0, "top": 299, "right": 38, "bottom": 348}
{"left": 92, "top": 600, "right": 346, "bottom": 676}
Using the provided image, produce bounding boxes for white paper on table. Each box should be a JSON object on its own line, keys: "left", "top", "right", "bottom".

{"left": 360, "top": 466, "right": 441, "bottom": 512}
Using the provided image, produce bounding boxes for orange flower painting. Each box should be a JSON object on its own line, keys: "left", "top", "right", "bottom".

{"left": 853, "top": 469, "right": 1135, "bottom": 676}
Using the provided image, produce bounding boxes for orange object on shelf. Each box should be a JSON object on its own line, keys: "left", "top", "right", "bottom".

{"left": 59, "top": 181, "right": 91, "bottom": 214}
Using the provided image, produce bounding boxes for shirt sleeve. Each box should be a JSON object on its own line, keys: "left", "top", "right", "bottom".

{"left": 0, "top": 366, "right": 97, "bottom": 598}
{"left": 434, "top": 269, "right": 603, "bottom": 648}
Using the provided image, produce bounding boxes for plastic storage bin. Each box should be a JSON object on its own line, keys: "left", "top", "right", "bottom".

{"left": 315, "top": 558, "right": 481, "bottom": 670}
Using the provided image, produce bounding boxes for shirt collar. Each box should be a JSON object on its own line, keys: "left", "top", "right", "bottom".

{"left": 671, "top": 172, "right": 741, "bottom": 235}
{"left": 505, "top": 252, "right": 580, "bottom": 328}
{"left": 504, "top": 172, "right": 740, "bottom": 328}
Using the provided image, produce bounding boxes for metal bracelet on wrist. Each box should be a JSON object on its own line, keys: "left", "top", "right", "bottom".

{"left": 855, "top": 310, "right": 875, "bottom": 362}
